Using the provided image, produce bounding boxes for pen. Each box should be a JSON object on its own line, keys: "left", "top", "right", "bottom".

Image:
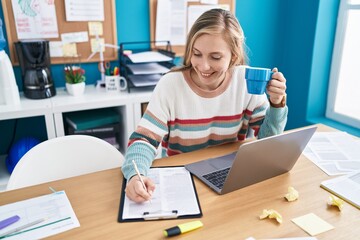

{"left": 0, "top": 216, "right": 20, "bottom": 230}
{"left": 113, "top": 67, "right": 119, "bottom": 76}
{"left": 163, "top": 220, "right": 203, "bottom": 237}
{"left": 132, "top": 160, "right": 151, "bottom": 202}
{"left": 0, "top": 218, "right": 46, "bottom": 238}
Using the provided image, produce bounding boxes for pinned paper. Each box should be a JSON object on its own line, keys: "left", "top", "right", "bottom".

{"left": 61, "top": 31, "right": 89, "bottom": 44}
{"left": 292, "top": 213, "right": 334, "bottom": 236}
{"left": 49, "top": 41, "right": 64, "bottom": 57}
{"left": 91, "top": 38, "right": 105, "bottom": 53}
{"left": 63, "top": 43, "right": 78, "bottom": 57}
{"left": 328, "top": 195, "right": 344, "bottom": 211}
{"left": 285, "top": 186, "right": 299, "bottom": 202}
{"left": 88, "top": 22, "right": 103, "bottom": 36}
{"left": 259, "top": 209, "right": 283, "bottom": 223}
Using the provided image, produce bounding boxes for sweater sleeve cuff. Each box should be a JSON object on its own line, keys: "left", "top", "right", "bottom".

{"left": 121, "top": 141, "right": 157, "bottom": 180}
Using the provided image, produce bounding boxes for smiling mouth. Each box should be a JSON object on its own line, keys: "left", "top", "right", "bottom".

{"left": 200, "top": 72, "right": 212, "bottom": 77}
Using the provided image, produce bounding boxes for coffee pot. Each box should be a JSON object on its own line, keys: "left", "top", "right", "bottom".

{"left": 15, "top": 40, "right": 56, "bottom": 99}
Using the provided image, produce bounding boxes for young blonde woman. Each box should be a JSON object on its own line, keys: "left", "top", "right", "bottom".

{"left": 122, "top": 8, "right": 287, "bottom": 202}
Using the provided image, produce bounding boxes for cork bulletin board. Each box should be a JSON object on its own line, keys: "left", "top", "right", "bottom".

{"left": 1, "top": 0, "right": 117, "bottom": 65}
{"left": 149, "top": 0, "right": 235, "bottom": 57}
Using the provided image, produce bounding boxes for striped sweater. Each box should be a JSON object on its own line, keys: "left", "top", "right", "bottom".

{"left": 122, "top": 66, "right": 288, "bottom": 179}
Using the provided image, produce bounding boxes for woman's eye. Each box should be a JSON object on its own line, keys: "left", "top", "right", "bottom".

{"left": 212, "top": 55, "right": 221, "bottom": 60}
{"left": 193, "top": 52, "right": 201, "bottom": 57}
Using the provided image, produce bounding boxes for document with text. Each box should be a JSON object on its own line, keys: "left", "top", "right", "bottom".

{"left": 303, "top": 132, "right": 360, "bottom": 175}
{"left": 321, "top": 170, "right": 360, "bottom": 209}
{"left": 118, "top": 166, "right": 202, "bottom": 222}
{"left": 0, "top": 191, "right": 79, "bottom": 240}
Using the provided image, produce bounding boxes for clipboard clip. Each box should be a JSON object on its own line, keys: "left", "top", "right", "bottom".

{"left": 143, "top": 210, "right": 178, "bottom": 220}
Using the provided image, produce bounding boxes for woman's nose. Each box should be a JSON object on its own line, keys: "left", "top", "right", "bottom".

{"left": 198, "top": 58, "right": 211, "bottom": 71}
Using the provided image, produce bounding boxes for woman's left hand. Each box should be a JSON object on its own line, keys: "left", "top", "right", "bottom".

{"left": 267, "top": 68, "right": 287, "bottom": 105}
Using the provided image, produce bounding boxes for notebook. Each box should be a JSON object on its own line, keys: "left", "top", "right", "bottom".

{"left": 185, "top": 126, "right": 317, "bottom": 194}
{"left": 321, "top": 170, "right": 360, "bottom": 209}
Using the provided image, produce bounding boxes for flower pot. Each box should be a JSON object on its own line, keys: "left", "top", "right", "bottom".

{"left": 66, "top": 82, "right": 85, "bottom": 96}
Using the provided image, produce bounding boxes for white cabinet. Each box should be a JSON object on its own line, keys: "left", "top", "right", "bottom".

{"left": 51, "top": 86, "right": 152, "bottom": 151}
{"left": 0, "top": 85, "right": 153, "bottom": 191}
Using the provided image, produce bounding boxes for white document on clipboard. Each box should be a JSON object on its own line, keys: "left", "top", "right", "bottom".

{"left": 118, "top": 166, "right": 202, "bottom": 221}
{"left": 0, "top": 191, "right": 79, "bottom": 240}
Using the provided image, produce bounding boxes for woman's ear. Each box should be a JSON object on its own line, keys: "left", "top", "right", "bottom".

{"left": 230, "top": 56, "right": 237, "bottom": 66}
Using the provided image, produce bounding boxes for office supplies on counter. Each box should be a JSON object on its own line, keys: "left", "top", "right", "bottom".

{"left": 0, "top": 191, "right": 79, "bottom": 239}
{"left": 118, "top": 166, "right": 202, "bottom": 222}
{"left": 14, "top": 40, "right": 56, "bottom": 99}
{"left": 119, "top": 41, "right": 175, "bottom": 92}
{"left": 185, "top": 126, "right": 317, "bottom": 194}
{"left": 163, "top": 220, "right": 203, "bottom": 237}
{"left": 86, "top": 31, "right": 120, "bottom": 86}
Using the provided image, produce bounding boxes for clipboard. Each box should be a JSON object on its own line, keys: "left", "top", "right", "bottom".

{"left": 118, "top": 166, "right": 202, "bottom": 222}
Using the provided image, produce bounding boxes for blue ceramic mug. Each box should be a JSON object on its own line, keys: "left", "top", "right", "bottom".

{"left": 245, "top": 67, "right": 273, "bottom": 95}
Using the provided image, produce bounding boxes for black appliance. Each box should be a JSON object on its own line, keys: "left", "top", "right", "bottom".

{"left": 15, "top": 40, "right": 56, "bottom": 99}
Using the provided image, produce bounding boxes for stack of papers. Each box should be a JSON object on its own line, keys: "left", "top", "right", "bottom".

{"left": 127, "top": 51, "right": 173, "bottom": 63}
{"left": 127, "top": 63, "right": 170, "bottom": 75}
{"left": 303, "top": 132, "right": 360, "bottom": 175}
{"left": 321, "top": 170, "right": 360, "bottom": 209}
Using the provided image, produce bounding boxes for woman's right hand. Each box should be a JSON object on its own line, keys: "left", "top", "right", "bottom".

{"left": 125, "top": 175, "right": 156, "bottom": 203}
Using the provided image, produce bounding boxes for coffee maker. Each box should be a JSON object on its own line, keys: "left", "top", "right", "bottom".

{"left": 15, "top": 40, "right": 56, "bottom": 99}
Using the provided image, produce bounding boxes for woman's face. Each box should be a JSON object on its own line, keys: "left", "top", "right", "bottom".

{"left": 190, "top": 33, "right": 232, "bottom": 90}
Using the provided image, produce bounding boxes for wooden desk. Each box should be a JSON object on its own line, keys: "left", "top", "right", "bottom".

{"left": 1, "top": 125, "right": 359, "bottom": 239}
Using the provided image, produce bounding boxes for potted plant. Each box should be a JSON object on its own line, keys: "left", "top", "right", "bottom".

{"left": 64, "top": 65, "right": 86, "bottom": 96}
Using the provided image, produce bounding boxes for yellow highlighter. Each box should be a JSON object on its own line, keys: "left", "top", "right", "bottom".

{"left": 163, "top": 220, "right": 203, "bottom": 237}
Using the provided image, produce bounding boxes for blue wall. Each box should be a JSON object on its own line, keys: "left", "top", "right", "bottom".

{"left": 0, "top": 0, "right": 358, "bottom": 155}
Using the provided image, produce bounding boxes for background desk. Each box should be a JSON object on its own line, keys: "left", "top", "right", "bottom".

{"left": 0, "top": 125, "right": 359, "bottom": 239}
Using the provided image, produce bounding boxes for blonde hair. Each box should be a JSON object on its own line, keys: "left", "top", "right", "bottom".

{"left": 173, "top": 8, "right": 247, "bottom": 71}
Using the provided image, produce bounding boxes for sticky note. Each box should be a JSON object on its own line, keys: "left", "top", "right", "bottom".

{"left": 291, "top": 213, "right": 334, "bottom": 236}
{"left": 328, "top": 195, "right": 344, "bottom": 211}
{"left": 63, "top": 43, "right": 78, "bottom": 57}
{"left": 49, "top": 41, "right": 64, "bottom": 57}
{"left": 88, "top": 22, "right": 103, "bottom": 36}
{"left": 259, "top": 209, "right": 283, "bottom": 223}
{"left": 91, "top": 38, "right": 105, "bottom": 53}
{"left": 285, "top": 186, "right": 299, "bottom": 201}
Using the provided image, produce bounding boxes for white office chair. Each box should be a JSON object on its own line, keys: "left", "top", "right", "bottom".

{"left": 6, "top": 135, "right": 124, "bottom": 191}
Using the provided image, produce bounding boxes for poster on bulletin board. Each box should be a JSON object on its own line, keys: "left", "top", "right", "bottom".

{"left": 1, "top": 0, "right": 118, "bottom": 65}
{"left": 149, "top": 0, "right": 235, "bottom": 57}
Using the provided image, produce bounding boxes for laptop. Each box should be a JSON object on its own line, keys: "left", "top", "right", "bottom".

{"left": 185, "top": 126, "right": 317, "bottom": 195}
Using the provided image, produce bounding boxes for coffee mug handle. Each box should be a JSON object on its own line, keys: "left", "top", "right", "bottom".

{"left": 119, "top": 76, "right": 127, "bottom": 90}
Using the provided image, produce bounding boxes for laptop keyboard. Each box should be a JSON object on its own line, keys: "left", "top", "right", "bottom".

{"left": 202, "top": 167, "right": 230, "bottom": 189}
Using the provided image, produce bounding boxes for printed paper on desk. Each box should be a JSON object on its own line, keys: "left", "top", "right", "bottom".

{"left": 0, "top": 191, "right": 79, "bottom": 240}
{"left": 321, "top": 170, "right": 360, "bottom": 209}
{"left": 303, "top": 132, "right": 360, "bottom": 176}
{"left": 119, "top": 166, "right": 202, "bottom": 221}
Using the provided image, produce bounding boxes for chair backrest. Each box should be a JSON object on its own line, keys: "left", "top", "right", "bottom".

{"left": 6, "top": 135, "right": 124, "bottom": 191}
